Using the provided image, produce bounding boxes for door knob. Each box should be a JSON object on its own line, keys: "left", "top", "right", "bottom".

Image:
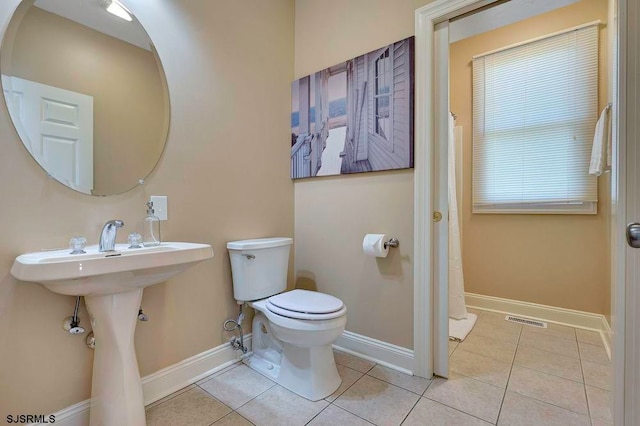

{"left": 627, "top": 223, "right": 640, "bottom": 248}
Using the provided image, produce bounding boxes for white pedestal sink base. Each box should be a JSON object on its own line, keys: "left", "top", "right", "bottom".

{"left": 85, "top": 288, "right": 145, "bottom": 426}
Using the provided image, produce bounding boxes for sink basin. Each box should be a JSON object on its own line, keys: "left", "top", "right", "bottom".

{"left": 11, "top": 242, "right": 213, "bottom": 296}
{"left": 11, "top": 241, "right": 213, "bottom": 426}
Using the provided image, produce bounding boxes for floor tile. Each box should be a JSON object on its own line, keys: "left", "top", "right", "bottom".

{"left": 237, "top": 385, "right": 328, "bottom": 426}
{"left": 582, "top": 360, "right": 613, "bottom": 391}
{"left": 457, "top": 333, "right": 517, "bottom": 363}
{"left": 497, "top": 391, "right": 591, "bottom": 426}
{"left": 477, "top": 312, "right": 523, "bottom": 334}
{"left": 424, "top": 372, "right": 504, "bottom": 423}
{"left": 367, "top": 365, "right": 431, "bottom": 395}
{"left": 470, "top": 320, "right": 521, "bottom": 345}
{"left": 590, "top": 419, "right": 613, "bottom": 426}
{"left": 403, "top": 397, "right": 492, "bottom": 426}
{"left": 145, "top": 385, "right": 197, "bottom": 410}
{"left": 513, "top": 346, "right": 583, "bottom": 382}
{"left": 523, "top": 323, "right": 576, "bottom": 341}
{"left": 576, "top": 329, "right": 604, "bottom": 346}
{"left": 449, "top": 340, "right": 459, "bottom": 356}
{"left": 307, "top": 405, "right": 372, "bottom": 426}
{"left": 325, "top": 364, "right": 364, "bottom": 402}
{"left": 196, "top": 362, "right": 241, "bottom": 385}
{"left": 334, "top": 350, "right": 376, "bottom": 373}
{"left": 449, "top": 348, "right": 512, "bottom": 388}
{"left": 334, "top": 375, "right": 420, "bottom": 426}
{"left": 212, "top": 412, "right": 253, "bottom": 425}
{"left": 578, "top": 342, "right": 610, "bottom": 365}
{"left": 586, "top": 385, "right": 613, "bottom": 423}
{"left": 467, "top": 307, "right": 483, "bottom": 316}
{"left": 146, "top": 387, "right": 231, "bottom": 426}
{"left": 507, "top": 366, "right": 588, "bottom": 415}
{"left": 199, "top": 364, "right": 275, "bottom": 409}
{"left": 519, "top": 328, "right": 579, "bottom": 359}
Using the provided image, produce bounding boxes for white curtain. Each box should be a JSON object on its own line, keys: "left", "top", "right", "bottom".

{"left": 448, "top": 113, "right": 467, "bottom": 320}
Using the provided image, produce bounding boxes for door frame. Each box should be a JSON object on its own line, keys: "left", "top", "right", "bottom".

{"left": 414, "top": 0, "right": 637, "bottom": 424}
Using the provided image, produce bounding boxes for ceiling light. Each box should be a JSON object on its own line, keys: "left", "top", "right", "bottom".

{"left": 106, "top": 0, "right": 132, "bottom": 22}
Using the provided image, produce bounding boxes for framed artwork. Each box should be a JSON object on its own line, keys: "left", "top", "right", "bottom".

{"left": 291, "top": 36, "right": 415, "bottom": 179}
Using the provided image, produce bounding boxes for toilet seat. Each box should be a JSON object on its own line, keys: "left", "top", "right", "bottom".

{"left": 266, "top": 289, "right": 346, "bottom": 320}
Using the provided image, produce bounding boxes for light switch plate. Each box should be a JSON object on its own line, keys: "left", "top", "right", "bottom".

{"left": 150, "top": 196, "right": 168, "bottom": 221}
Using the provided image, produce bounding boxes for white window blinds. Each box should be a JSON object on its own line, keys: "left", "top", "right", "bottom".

{"left": 472, "top": 24, "right": 599, "bottom": 213}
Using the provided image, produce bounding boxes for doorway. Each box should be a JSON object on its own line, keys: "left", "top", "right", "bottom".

{"left": 414, "top": 0, "right": 637, "bottom": 423}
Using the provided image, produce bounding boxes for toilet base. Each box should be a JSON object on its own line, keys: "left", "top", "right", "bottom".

{"left": 244, "top": 343, "right": 341, "bottom": 401}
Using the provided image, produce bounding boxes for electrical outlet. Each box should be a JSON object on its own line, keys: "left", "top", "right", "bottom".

{"left": 150, "top": 196, "right": 168, "bottom": 221}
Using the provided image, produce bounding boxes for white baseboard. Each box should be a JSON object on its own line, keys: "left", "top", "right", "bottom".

{"left": 333, "top": 330, "right": 414, "bottom": 375}
{"left": 466, "top": 292, "right": 611, "bottom": 347}
{"left": 41, "top": 335, "right": 252, "bottom": 426}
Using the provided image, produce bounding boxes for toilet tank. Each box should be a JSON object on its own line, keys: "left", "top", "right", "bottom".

{"left": 227, "top": 237, "right": 293, "bottom": 303}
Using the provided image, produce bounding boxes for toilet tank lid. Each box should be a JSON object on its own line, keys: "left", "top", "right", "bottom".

{"left": 227, "top": 237, "right": 293, "bottom": 250}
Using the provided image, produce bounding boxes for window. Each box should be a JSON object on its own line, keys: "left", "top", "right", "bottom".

{"left": 374, "top": 48, "right": 392, "bottom": 140}
{"left": 472, "top": 24, "right": 599, "bottom": 214}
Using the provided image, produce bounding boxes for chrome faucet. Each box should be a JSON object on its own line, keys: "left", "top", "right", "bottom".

{"left": 99, "top": 220, "right": 124, "bottom": 252}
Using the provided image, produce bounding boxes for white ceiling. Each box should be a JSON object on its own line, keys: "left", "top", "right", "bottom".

{"left": 34, "top": 0, "right": 152, "bottom": 51}
{"left": 449, "top": 0, "right": 581, "bottom": 43}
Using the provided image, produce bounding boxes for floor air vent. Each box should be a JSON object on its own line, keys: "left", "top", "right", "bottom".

{"left": 505, "top": 315, "right": 547, "bottom": 328}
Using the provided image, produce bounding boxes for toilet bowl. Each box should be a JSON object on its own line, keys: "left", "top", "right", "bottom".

{"left": 227, "top": 238, "right": 347, "bottom": 401}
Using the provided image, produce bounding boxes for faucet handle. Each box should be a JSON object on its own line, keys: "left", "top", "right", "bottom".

{"left": 69, "top": 236, "right": 87, "bottom": 254}
{"left": 128, "top": 233, "right": 143, "bottom": 249}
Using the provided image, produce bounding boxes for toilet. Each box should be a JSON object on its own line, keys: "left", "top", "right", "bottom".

{"left": 227, "top": 237, "right": 347, "bottom": 401}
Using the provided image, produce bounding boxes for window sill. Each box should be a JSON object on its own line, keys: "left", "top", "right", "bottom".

{"left": 473, "top": 202, "right": 597, "bottom": 215}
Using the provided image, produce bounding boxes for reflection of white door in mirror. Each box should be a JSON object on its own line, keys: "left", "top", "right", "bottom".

{"left": 4, "top": 76, "right": 94, "bottom": 194}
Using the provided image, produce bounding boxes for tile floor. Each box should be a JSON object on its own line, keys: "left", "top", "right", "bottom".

{"left": 145, "top": 309, "right": 613, "bottom": 426}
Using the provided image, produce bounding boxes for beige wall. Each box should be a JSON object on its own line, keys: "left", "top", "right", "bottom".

{"left": 450, "top": 0, "right": 611, "bottom": 314}
{"left": 0, "top": 0, "right": 294, "bottom": 418}
{"left": 9, "top": 6, "right": 166, "bottom": 195}
{"left": 294, "top": 0, "right": 434, "bottom": 350}
{"left": 295, "top": 0, "right": 613, "bottom": 354}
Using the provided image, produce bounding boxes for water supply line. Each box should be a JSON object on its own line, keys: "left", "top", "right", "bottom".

{"left": 63, "top": 296, "right": 86, "bottom": 334}
{"left": 224, "top": 303, "right": 248, "bottom": 354}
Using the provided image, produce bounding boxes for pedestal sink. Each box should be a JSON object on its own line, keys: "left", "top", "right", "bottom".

{"left": 11, "top": 242, "right": 214, "bottom": 426}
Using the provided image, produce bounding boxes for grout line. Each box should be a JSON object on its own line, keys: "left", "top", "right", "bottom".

{"left": 500, "top": 327, "right": 593, "bottom": 418}
{"left": 513, "top": 364, "right": 585, "bottom": 385}
{"left": 325, "top": 368, "right": 365, "bottom": 402}
{"left": 422, "top": 394, "right": 500, "bottom": 424}
{"left": 145, "top": 383, "right": 197, "bottom": 410}
{"left": 364, "top": 369, "right": 432, "bottom": 396}
{"left": 327, "top": 369, "right": 381, "bottom": 425}
{"left": 517, "top": 339, "right": 581, "bottom": 360}
{"left": 398, "top": 391, "right": 422, "bottom": 425}
{"left": 207, "top": 411, "right": 255, "bottom": 426}
{"left": 495, "top": 321, "right": 524, "bottom": 424}
{"left": 579, "top": 345, "right": 595, "bottom": 426}
{"left": 303, "top": 401, "right": 333, "bottom": 425}
{"left": 327, "top": 401, "right": 376, "bottom": 425}
{"left": 201, "top": 379, "right": 277, "bottom": 413}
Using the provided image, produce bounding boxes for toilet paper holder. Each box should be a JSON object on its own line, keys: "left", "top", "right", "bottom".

{"left": 384, "top": 238, "right": 400, "bottom": 249}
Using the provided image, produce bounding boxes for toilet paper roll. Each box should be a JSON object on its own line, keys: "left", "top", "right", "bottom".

{"left": 362, "top": 234, "right": 389, "bottom": 258}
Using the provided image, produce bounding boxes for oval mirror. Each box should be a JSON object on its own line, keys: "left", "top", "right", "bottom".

{"left": 1, "top": 0, "right": 170, "bottom": 196}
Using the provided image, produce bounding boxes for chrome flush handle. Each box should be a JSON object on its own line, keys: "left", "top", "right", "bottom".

{"left": 243, "top": 254, "right": 255, "bottom": 260}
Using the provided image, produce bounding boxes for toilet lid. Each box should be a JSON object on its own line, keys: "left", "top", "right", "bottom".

{"left": 268, "top": 289, "right": 344, "bottom": 314}
{"left": 266, "top": 301, "right": 346, "bottom": 320}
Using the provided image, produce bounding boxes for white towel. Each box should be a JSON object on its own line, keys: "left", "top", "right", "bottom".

{"left": 589, "top": 106, "right": 611, "bottom": 176}
{"left": 449, "top": 313, "right": 477, "bottom": 342}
